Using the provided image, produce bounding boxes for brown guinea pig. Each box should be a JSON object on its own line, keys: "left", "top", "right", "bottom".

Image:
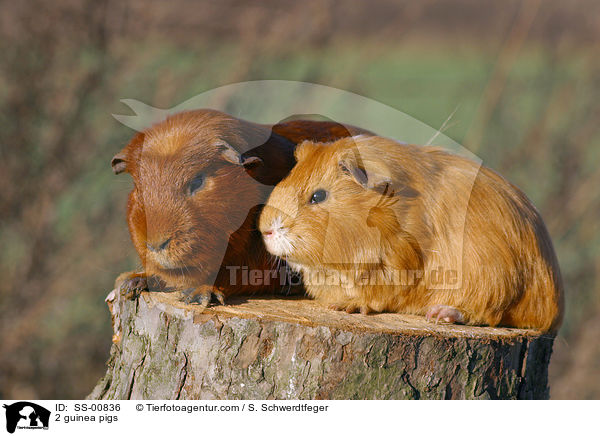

{"left": 111, "top": 109, "right": 368, "bottom": 306}
{"left": 259, "top": 135, "right": 564, "bottom": 332}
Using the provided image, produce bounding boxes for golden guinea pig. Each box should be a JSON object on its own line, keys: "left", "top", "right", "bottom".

{"left": 259, "top": 135, "right": 563, "bottom": 332}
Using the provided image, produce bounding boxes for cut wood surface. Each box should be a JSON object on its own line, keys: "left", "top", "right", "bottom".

{"left": 88, "top": 281, "right": 555, "bottom": 400}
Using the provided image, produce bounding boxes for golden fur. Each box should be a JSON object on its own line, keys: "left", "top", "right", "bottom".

{"left": 259, "top": 135, "right": 564, "bottom": 332}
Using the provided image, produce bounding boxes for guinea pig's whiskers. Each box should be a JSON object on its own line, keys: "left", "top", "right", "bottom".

{"left": 280, "top": 232, "right": 294, "bottom": 255}
{"left": 284, "top": 263, "right": 294, "bottom": 295}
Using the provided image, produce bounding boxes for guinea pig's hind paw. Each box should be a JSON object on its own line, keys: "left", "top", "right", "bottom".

{"left": 182, "top": 287, "right": 226, "bottom": 309}
{"left": 328, "top": 301, "right": 372, "bottom": 315}
{"left": 120, "top": 275, "right": 148, "bottom": 300}
{"left": 426, "top": 305, "right": 465, "bottom": 324}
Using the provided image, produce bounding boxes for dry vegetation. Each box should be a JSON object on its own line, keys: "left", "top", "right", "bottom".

{"left": 0, "top": 0, "right": 598, "bottom": 399}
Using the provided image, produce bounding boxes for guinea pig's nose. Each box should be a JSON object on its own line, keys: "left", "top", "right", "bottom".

{"left": 263, "top": 230, "right": 274, "bottom": 238}
{"left": 146, "top": 237, "right": 172, "bottom": 252}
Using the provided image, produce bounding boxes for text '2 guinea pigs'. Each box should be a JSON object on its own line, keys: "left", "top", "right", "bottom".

{"left": 111, "top": 109, "right": 368, "bottom": 307}
{"left": 259, "top": 135, "right": 563, "bottom": 332}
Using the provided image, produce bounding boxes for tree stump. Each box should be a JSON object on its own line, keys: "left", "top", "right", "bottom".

{"left": 88, "top": 279, "right": 555, "bottom": 400}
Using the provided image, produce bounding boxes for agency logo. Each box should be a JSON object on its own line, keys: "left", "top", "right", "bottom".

{"left": 2, "top": 402, "right": 50, "bottom": 433}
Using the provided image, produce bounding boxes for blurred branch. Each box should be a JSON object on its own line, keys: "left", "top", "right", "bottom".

{"left": 464, "top": 0, "right": 541, "bottom": 153}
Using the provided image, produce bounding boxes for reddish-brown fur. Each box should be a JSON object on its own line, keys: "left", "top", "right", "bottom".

{"left": 112, "top": 109, "right": 368, "bottom": 305}
{"left": 259, "top": 136, "right": 564, "bottom": 332}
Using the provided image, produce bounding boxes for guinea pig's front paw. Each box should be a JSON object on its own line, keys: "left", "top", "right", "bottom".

{"left": 181, "top": 285, "right": 226, "bottom": 310}
{"left": 328, "top": 300, "right": 374, "bottom": 315}
{"left": 119, "top": 274, "right": 148, "bottom": 300}
{"left": 426, "top": 305, "right": 465, "bottom": 324}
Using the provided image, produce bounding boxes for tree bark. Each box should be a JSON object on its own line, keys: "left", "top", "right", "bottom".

{"left": 88, "top": 280, "right": 555, "bottom": 400}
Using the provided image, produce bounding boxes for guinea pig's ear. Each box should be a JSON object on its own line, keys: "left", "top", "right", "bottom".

{"left": 217, "top": 140, "right": 263, "bottom": 167}
{"left": 339, "top": 159, "right": 390, "bottom": 194}
{"left": 294, "top": 141, "right": 318, "bottom": 162}
{"left": 111, "top": 151, "right": 128, "bottom": 175}
{"left": 339, "top": 158, "right": 418, "bottom": 198}
{"left": 112, "top": 131, "right": 145, "bottom": 175}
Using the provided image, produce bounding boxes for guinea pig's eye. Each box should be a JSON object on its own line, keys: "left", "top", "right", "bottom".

{"left": 187, "top": 173, "right": 205, "bottom": 195}
{"left": 309, "top": 189, "right": 328, "bottom": 204}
